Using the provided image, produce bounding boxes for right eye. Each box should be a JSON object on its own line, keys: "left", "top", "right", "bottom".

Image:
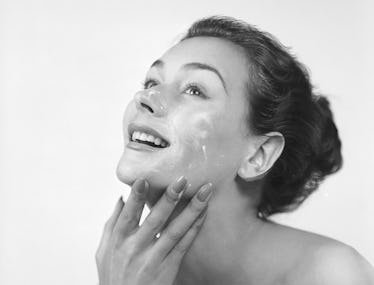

{"left": 142, "top": 79, "right": 159, "bottom": 89}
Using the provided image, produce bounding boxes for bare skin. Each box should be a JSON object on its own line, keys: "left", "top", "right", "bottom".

{"left": 100, "top": 36, "right": 374, "bottom": 285}
{"left": 96, "top": 177, "right": 213, "bottom": 285}
{"left": 97, "top": 176, "right": 374, "bottom": 285}
{"left": 171, "top": 178, "right": 374, "bottom": 285}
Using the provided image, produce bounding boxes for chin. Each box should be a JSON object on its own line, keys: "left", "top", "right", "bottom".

{"left": 116, "top": 154, "right": 170, "bottom": 191}
{"left": 115, "top": 151, "right": 216, "bottom": 202}
{"left": 116, "top": 158, "right": 176, "bottom": 207}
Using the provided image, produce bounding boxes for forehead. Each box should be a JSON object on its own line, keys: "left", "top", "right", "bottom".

{"left": 159, "top": 37, "right": 249, "bottom": 92}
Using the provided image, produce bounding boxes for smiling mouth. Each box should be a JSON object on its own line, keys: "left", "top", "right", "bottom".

{"left": 131, "top": 131, "right": 168, "bottom": 148}
{"left": 128, "top": 123, "right": 170, "bottom": 149}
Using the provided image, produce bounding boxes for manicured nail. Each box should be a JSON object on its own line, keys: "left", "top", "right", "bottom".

{"left": 173, "top": 176, "right": 187, "bottom": 194}
{"left": 197, "top": 183, "right": 213, "bottom": 201}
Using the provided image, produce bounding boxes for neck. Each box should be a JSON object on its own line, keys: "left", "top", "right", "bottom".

{"left": 172, "top": 178, "right": 266, "bottom": 285}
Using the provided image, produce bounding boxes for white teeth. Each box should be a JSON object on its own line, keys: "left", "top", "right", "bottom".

{"left": 133, "top": 131, "right": 141, "bottom": 141}
{"left": 132, "top": 132, "right": 137, "bottom": 141}
{"left": 146, "top": 134, "right": 155, "bottom": 142}
{"left": 140, "top": 133, "right": 147, "bottom": 141}
{"left": 154, "top": 137, "right": 161, "bottom": 145}
{"left": 131, "top": 130, "right": 168, "bottom": 147}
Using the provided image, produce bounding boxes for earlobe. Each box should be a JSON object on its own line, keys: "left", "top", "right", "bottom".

{"left": 238, "top": 132, "right": 284, "bottom": 182}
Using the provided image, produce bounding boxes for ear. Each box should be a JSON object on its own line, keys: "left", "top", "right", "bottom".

{"left": 238, "top": 132, "right": 285, "bottom": 182}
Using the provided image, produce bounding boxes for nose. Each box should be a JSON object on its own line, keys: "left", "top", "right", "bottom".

{"left": 134, "top": 89, "right": 167, "bottom": 117}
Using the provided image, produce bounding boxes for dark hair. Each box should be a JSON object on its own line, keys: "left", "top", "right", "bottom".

{"left": 181, "top": 16, "right": 343, "bottom": 218}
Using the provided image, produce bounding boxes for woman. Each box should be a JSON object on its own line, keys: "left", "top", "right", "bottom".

{"left": 95, "top": 16, "right": 374, "bottom": 284}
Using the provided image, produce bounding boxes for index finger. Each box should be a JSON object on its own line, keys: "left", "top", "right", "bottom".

{"left": 97, "top": 196, "right": 124, "bottom": 252}
{"left": 152, "top": 183, "right": 213, "bottom": 260}
{"left": 112, "top": 178, "right": 149, "bottom": 238}
{"left": 135, "top": 176, "right": 188, "bottom": 246}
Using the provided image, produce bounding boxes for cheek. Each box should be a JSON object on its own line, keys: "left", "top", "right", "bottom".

{"left": 173, "top": 112, "right": 242, "bottom": 185}
{"left": 116, "top": 102, "right": 244, "bottom": 199}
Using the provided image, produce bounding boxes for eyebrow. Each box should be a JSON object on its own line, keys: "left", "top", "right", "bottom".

{"left": 149, "top": 59, "right": 228, "bottom": 94}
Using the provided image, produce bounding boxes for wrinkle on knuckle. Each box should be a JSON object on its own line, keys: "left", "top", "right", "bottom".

{"left": 132, "top": 192, "right": 146, "bottom": 203}
{"left": 188, "top": 199, "right": 205, "bottom": 213}
{"left": 164, "top": 189, "right": 178, "bottom": 203}
{"left": 165, "top": 230, "right": 181, "bottom": 242}
{"left": 121, "top": 208, "right": 133, "bottom": 222}
{"left": 195, "top": 221, "right": 204, "bottom": 230}
{"left": 174, "top": 244, "right": 188, "bottom": 255}
{"left": 144, "top": 216, "right": 162, "bottom": 232}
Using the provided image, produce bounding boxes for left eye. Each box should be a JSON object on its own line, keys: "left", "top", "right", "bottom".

{"left": 184, "top": 84, "right": 206, "bottom": 98}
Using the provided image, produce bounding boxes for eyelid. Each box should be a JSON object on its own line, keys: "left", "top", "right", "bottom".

{"left": 183, "top": 82, "right": 208, "bottom": 98}
{"left": 141, "top": 77, "right": 209, "bottom": 98}
{"left": 142, "top": 78, "right": 160, "bottom": 89}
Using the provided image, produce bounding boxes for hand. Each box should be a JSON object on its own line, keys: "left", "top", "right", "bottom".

{"left": 95, "top": 176, "right": 213, "bottom": 285}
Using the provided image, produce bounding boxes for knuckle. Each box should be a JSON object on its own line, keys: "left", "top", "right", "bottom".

{"left": 192, "top": 220, "right": 204, "bottom": 232}
{"left": 188, "top": 198, "right": 205, "bottom": 213}
{"left": 165, "top": 230, "right": 181, "bottom": 242}
{"left": 132, "top": 191, "right": 146, "bottom": 203}
{"left": 121, "top": 238, "right": 138, "bottom": 256}
{"left": 164, "top": 188, "right": 179, "bottom": 203}
{"left": 124, "top": 235, "right": 137, "bottom": 248}
{"left": 110, "top": 236, "right": 123, "bottom": 251}
{"left": 174, "top": 243, "right": 188, "bottom": 255}
{"left": 121, "top": 208, "right": 133, "bottom": 222}
{"left": 113, "top": 209, "right": 133, "bottom": 231}
{"left": 144, "top": 216, "right": 163, "bottom": 232}
{"left": 111, "top": 225, "right": 122, "bottom": 237}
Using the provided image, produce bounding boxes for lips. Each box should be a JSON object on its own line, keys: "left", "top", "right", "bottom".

{"left": 127, "top": 122, "right": 170, "bottom": 150}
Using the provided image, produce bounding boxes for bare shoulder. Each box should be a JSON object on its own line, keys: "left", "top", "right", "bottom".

{"left": 259, "top": 222, "right": 374, "bottom": 285}
{"left": 286, "top": 239, "right": 374, "bottom": 285}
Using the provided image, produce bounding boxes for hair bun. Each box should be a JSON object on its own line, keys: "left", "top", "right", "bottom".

{"left": 311, "top": 95, "right": 343, "bottom": 180}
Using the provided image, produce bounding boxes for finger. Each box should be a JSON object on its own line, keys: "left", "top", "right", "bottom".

{"left": 105, "top": 196, "right": 125, "bottom": 233}
{"left": 112, "top": 178, "right": 149, "bottom": 238}
{"left": 97, "top": 197, "right": 124, "bottom": 253}
{"left": 152, "top": 183, "right": 213, "bottom": 260}
{"left": 163, "top": 207, "right": 207, "bottom": 266}
{"left": 135, "top": 176, "right": 188, "bottom": 246}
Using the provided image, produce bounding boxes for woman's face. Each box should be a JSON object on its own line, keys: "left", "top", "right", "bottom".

{"left": 116, "top": 36, "right": 253, "bottom": 200}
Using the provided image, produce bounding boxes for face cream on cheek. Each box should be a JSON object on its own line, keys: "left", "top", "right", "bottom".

{"left": 171, "top": 114, "right": 215, "bottom": 181}
{"left": 183, "top": 113, "right": 243, "bottom": 184}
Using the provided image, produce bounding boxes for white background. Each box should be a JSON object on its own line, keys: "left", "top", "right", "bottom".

{"left": 0, "top": 0, "right": 373, "bottom": 284}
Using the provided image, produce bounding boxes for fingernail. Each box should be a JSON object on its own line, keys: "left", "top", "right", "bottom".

{"left": 197, "top": 183, "right": 213, "bottom": 201}
{"left": 173, "top": 176, "right": 187, "bottom": 193}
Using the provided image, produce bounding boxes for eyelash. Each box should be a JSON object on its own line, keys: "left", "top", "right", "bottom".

{"left": 141, "top": 78, "right": 207, "bottom": 98}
